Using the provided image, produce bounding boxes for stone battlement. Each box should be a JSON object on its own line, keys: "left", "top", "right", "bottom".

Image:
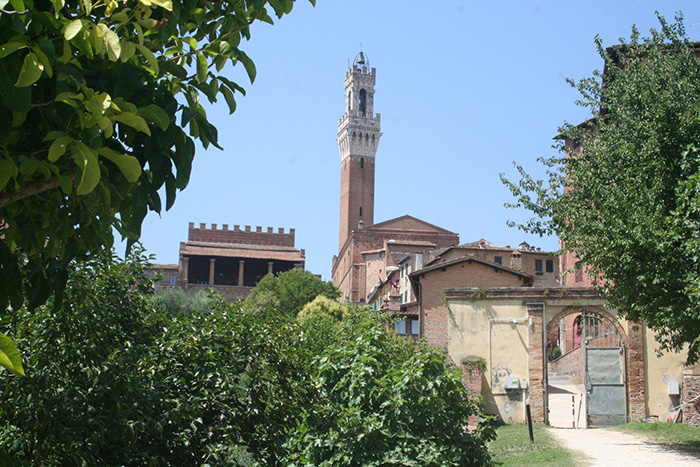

{"left": 338, "top": 112, "right": 381, "bottom": 126}
{"left": 346, "top": 66, "right": 376, "bottom": 78}
{"left": 188, "top": 222, "right": 296, "bottom": 247}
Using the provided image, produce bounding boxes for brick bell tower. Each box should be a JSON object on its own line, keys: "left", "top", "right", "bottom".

{"left": 337, "top": 51, "right": 382, "bottom": 249}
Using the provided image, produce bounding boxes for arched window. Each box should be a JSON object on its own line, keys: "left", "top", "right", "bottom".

{"left": 359, "top": 89, "right": 367, "bottom": 115}
{"left": 348, "top": 91, "right": 352, "bottom": 111}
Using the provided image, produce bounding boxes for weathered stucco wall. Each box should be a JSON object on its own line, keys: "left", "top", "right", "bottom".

{"left": 447, "top": 299, "right": 530, "bottom": 423}
{"left": 644, "top": 333, "right": 686, "bottom": 421}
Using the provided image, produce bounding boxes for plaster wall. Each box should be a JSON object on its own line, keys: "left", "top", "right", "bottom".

{"left": 644, "top": 333, "right": 686, "bottom": 421}
{"left": 447, "top": 299, "right": 530, "bottom": 423}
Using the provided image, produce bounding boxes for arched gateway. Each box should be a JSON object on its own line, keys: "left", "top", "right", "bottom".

{"left": 545, "top": 307, "right": 627, "bottom": 427}
{"left": 526, "top": 299, "right": 647, "bottom": 427}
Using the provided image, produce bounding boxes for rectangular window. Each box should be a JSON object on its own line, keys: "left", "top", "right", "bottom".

{"left": 394, "top": 320, "right": 407, "bottom": 335}
{"left": 410, "top": 319, "right": 420, "bottom": 335}
{"left": 535, "top": 259, "right": 543, "bottom": 273}
{"left": 169, "top": 275, "right": 177, "bottom": 286}
{"left": 494, "top": 256, "right": 502, "bottom": 265}
{"left": 546, "top": 259, "right": 554, "bottom": 273}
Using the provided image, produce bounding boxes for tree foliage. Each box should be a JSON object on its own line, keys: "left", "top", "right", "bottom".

{"left": 0, "top": 253, "right": 493, "bottom": 465}
{"left": 0, "top": 0, "right": 313, "bottom": 315}
{"left": 155, "top": 286, "right": 212, "bottom": 314}
{"left": 502, "top": 14, "right": 700, "bottom": 361}
{"left": 243, "top": 267, "right": 341, "bottom": 318}
{"left": 286, "top": 321, "right": 495, "bottom": 467}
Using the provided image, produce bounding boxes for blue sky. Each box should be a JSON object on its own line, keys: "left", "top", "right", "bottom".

{"left": 134, "top": 1, "right": 700, "bottom": 281}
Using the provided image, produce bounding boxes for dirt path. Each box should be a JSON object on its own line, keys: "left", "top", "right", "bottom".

{"left": 550, "top": 428, "right": 699, "bottom": 466}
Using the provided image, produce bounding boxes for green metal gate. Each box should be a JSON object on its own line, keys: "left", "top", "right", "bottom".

{"left": 583, "top": 308, "right": 627, "bottom": 427}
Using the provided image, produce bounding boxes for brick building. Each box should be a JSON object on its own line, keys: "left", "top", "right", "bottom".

{"left": 150, "top": 222, "right": 305, "bottom": 300}
{"left": 331, "top": 52, "right": 459, "bottom": 302}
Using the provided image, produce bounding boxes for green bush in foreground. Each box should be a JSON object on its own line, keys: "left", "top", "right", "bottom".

{"left": 0, "top": 253, "right": 493, "bottom": 465}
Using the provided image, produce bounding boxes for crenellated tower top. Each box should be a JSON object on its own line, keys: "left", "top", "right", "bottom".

{"left": 337, "top": 51, "right": 382, "bottom": 161}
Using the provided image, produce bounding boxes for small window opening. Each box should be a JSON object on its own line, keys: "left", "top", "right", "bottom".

{"left": 360, "top": 158, "right": 364, "bottom": 168}
{"left": 546, "top": 259, "right": 554, "bottom": 273}
{"left": 535, "top": 259, "right": 543, "bottom": 273}
{"left": 359, "top": 206, "right": 363, "bottom": 217}
{"left": 359, "top": 89, "right": 367, "bottom": 115}
{"left": 494, "top": 256, "right": 502, "bottom": 265}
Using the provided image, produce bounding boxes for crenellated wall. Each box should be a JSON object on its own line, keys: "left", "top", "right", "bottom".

{"left": 187, "top": 222, "right": 296, "bottom": 248}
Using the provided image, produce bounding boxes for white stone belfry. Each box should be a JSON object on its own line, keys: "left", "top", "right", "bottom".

{"left": 337, "top": 52, "right": 383, "bottom": 249}
{"left": 337, "top": 51, "right": 382, "bottom": 161}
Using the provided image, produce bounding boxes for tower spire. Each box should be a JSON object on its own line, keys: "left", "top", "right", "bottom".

{"left": 337, "top": 51, "right": 382, "bottom": 249}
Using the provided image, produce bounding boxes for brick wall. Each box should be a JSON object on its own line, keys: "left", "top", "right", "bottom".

{"left": 682, "top": 369, "right": 700, "bottom": 427}
{"left": 462, "top": 360, "right": 485, "bottom": 427}
{"left": 339, "top": 155, "right": 375, "bottom": 249}
{"left": 527, "top": 302, "right": 546, "bottom": 423}
{"left": 550, "top": 345, "right": 584, "bottom": 377}
{"left": 188, "top": 223, "right": 295, "bottom": 247}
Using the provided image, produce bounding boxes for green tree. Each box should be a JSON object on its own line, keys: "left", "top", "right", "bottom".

{"left": 297, "top": 294, "right": 347, "bottom": 322}
{"left": 244, "top": 268, "right": 340, "bottom": 318}
{"left": 0, "top": 250, "right": 167, "bottom": 464}
{"left": 0, "top": 0, "right": 313, "bottom": 318}
{"left": 502, "top": 14, "right": 700, "bottom": 362}
{"left": 285, "top": 315, "right": 495, "bottom": 466}
{"left": 156, "top": 286, "right": 212, "bottom": 314}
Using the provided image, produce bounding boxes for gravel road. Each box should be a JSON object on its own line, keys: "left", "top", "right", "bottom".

{"left": 550, "top": 427, "right": 700, "bottom": 466}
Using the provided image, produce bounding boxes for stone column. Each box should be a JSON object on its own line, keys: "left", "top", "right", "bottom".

{"left": 180, "top": 256, "right": 189, "bottom": 288}
{"left": 268, "top": 261, "right": 274, "bottom": 275}
{"left": 209, "top": 258, "right": 216, "bottom": 286}
{"left": 626, "top": 321, "right": 647, "bottom": 422}
{"left": 238, "top": 260, "right": 245, "bottom": 287}
{"left": 527, "top": 302, "right": 546, "bottom": 423}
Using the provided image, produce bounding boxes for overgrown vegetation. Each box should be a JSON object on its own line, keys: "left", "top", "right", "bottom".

{"left": 0, "top": 256, "right": 494, "bottom": 465}
{"left": 613, "top": 422, "right": 700, "bottom": 458}
{"left": 489, "top": 424, "right": 584, "bottom": 466}
{"left": 502, "top": 14, "right": 700, "bottom": 362}
{"left": 0, "top": 0, "right": 313, "bottom": 373}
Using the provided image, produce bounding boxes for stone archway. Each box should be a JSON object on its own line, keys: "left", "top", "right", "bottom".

{"left": 546, "top": 307, "right": 627, "bottom": 427}
{"left": 527, "top": 302, "right": 647, "bottom": 425}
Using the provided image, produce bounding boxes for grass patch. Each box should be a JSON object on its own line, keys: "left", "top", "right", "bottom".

{"left": 489, "top": 424, "right": 585, "bottom": 466}
{"left": 612, "top": 422, "right": 700, "bottom": 458}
